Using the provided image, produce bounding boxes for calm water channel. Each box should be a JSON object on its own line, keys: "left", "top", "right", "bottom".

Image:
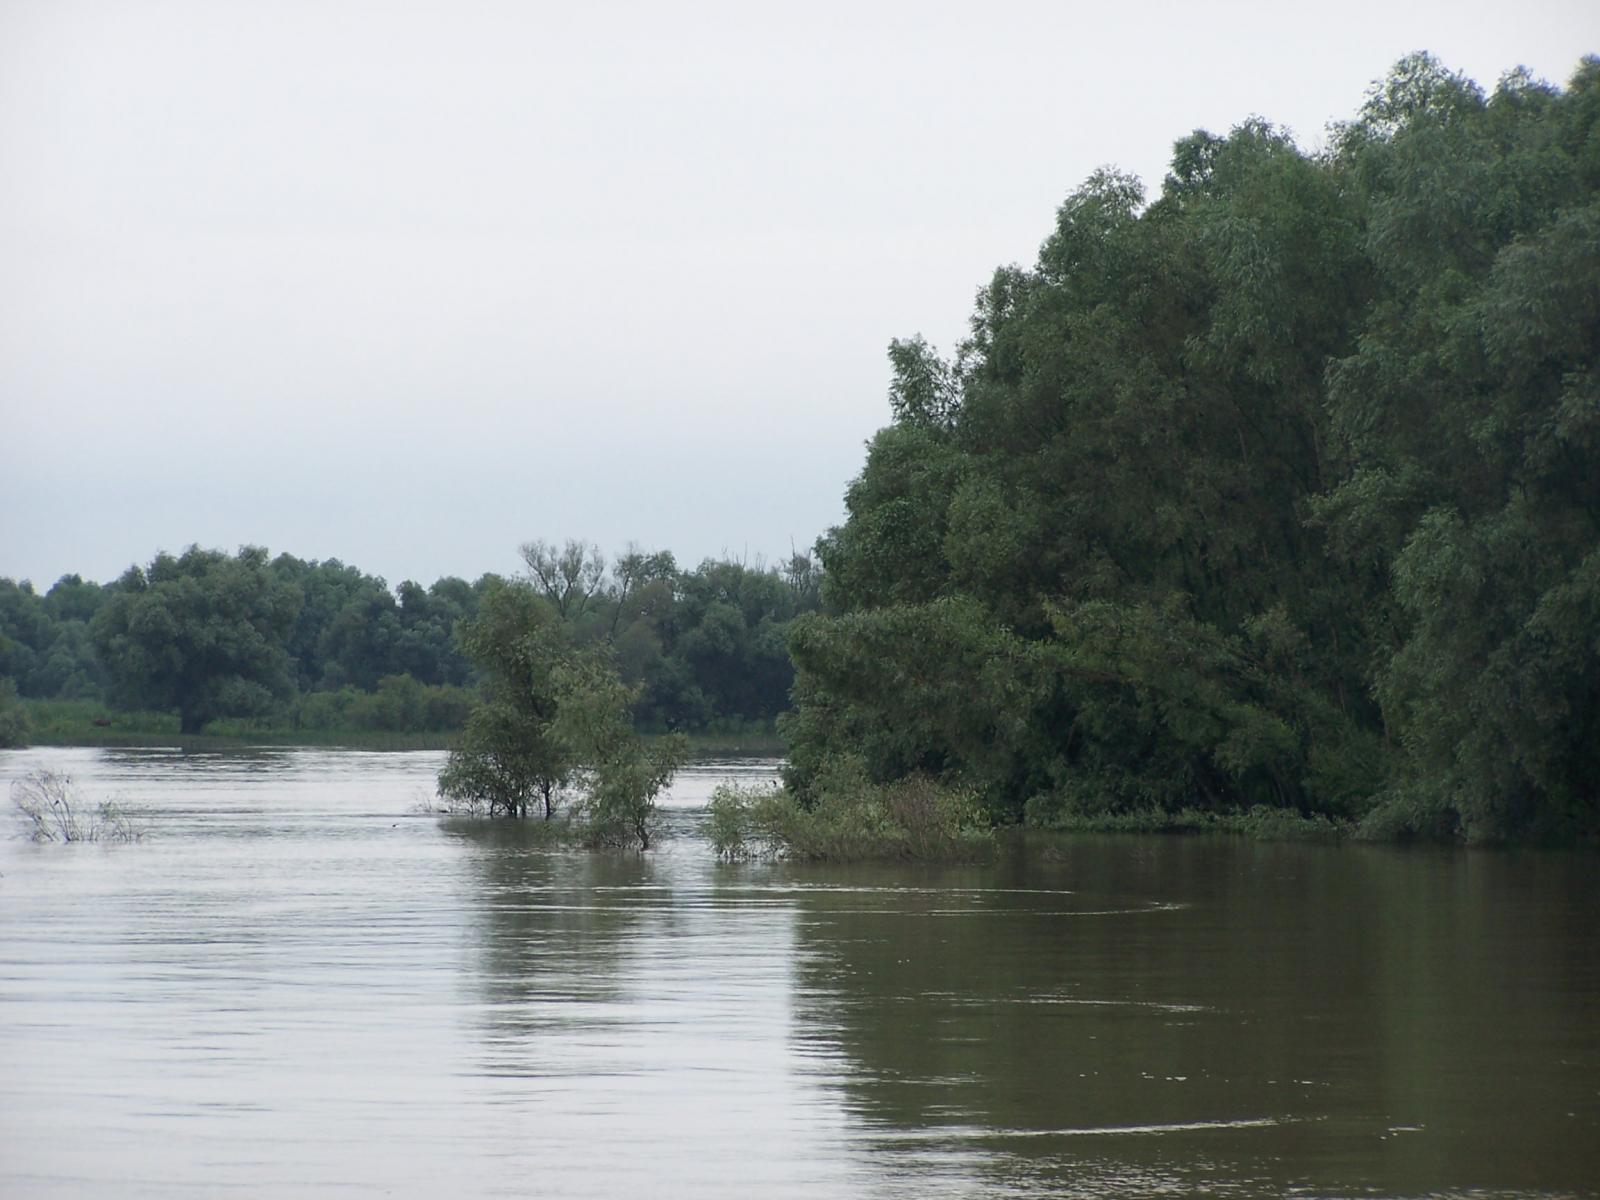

{"left": 1, "top": 746, "right": 1596, "bottom": 1198}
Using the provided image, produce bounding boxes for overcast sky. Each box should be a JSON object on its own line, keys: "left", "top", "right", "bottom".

{"left": 2, "top": 0, "right": 1595, "bottom": 590}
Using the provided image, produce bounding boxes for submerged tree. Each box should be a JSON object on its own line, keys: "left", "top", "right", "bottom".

{"left": 437, "top": 578, "right": 686, "bottom": 845}
{"left": 437, "top": 582, "right": 574, "bottom": 819}
{"left": 552, "top": 652, "right": 687, "bottom": 849}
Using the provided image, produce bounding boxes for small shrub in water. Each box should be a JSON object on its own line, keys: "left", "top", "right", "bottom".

{"left": 11, "top": 770, "right": 144, "bottom": 843}
{"left": 710, "top": 769, "right": 993, "bottom": 863}
{"left": 707, "top": 782, "right": 787, "bottom": 860}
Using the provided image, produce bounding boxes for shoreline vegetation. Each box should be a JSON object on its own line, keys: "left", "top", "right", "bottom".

{"left": 9, "top": 698, "right": 784, "bottom": 757}
{"left": 1, "top": 541, "right": 819, "bottom": 750}
{"left": 708, "top": 770, "right": 1354, "bottom": 864}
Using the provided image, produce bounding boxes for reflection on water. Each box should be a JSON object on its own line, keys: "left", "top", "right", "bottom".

{"left": 0, "top": 747, "right": 1596, "bottom": 1198}
{"left": 782, "top": 842, "right": 1600, "bottom": 1198}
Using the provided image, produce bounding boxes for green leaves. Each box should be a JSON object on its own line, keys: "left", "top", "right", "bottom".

{"left": 438, "top": 582, "right": 573, "bottom": 819}
{"left": 89, "top": 546, "right": 300, "bottom": 734}
{"left": 437, "top": 578, "right": 686, "bottom": 845}
{"left": 788, "top": 53, "right": 1600, "bottom": 843}
{"left": 888, "top": 335, "right": 963, "bottom": 431}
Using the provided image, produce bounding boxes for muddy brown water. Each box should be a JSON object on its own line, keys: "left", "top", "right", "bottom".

{"left": 2, "top": 747, "right": 1596, "bottom": 1197}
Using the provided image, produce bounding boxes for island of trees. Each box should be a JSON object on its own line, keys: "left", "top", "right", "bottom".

{"left": 5, "top": 54, "right": 1598, "bottom": 849}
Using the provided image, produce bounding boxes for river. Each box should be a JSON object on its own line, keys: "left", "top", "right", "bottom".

{"left": 1, "top": 746, "right": 1596, "bottom": 1198}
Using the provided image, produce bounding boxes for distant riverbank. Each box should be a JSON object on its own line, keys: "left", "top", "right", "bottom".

{"left": 12, "top": 699, "right": 784, "bottom": 757}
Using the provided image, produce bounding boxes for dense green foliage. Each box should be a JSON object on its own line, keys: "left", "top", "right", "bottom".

{"left": 268, "top": 555, "right": 482, "bottom": 692}
{"left": 2, "top": 551, "right": 485, "bottom": 731}
{"left": 518, "top": 539, "right": 819, "bottom": 731}
{"left": 13, "top": 697, "right": 463, "bottom": 749}
{"left": 784, "top": 55, "right": 1600, "bottom": 845}
{"left": 438, "top": 579, "right": 687, "bottom": 846}
{"left": 0, "top": 574, "right": 107, "bottom": 700}
{"left": 0, "top": 678, "right": 28, "bottom": 748}
{"left": 437, "top": 583, "right": 577, "bottom": 818}
{"left": 92, "top": 547, "right": 302, "bottom": 734}
{"left": 3, "top": 541, "right": 815, "bottom": 739}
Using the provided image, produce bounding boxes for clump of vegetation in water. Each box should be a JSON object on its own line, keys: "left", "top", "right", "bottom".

{"left": 710, "top": 757, "right": 993, "bottom": 862}
{"left": 11, "top": 770, "right": 143, "bottom": 843}
{"left": 435, "top": 579, "right": 685, "bottom": 850}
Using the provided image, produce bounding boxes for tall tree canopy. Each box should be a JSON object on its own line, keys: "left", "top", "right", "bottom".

{"left": 785, "top": 55, "right": 1600, "bottom": 844}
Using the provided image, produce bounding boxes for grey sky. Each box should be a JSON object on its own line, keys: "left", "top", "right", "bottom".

{"left": 2, "top": 0, "right": 1595, "bottom": 589}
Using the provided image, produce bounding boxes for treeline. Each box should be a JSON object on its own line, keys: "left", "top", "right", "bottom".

{"left": 782, "top": 55, "right": 1600, "bottom": 845}
{"left": 0, "top": 540, "right": 819, "bottom": 739}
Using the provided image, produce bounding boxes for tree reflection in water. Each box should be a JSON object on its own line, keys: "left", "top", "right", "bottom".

{"left": 444, "top": 818, "right": 654, "bottom": 1035}
{"left": 781, "top": 837, "right": 1600, "bottom": 1198}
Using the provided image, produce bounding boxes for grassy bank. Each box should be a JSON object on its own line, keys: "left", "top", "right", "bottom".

{"left": 14, "top": 699, "right": 785, "bottom": 757}
{"left": 17, "top": 699, "right": 458, "bottom": 751}
{"left": 1034, "top": 805, "right": 1353, "bottom": 841}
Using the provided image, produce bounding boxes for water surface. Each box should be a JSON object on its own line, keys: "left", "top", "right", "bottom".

{"left": 1, "top": 747, "right": 1596, "bottom": 1197}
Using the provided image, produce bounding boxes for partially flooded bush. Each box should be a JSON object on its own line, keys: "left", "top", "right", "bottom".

{"left": 710, "top": 764, "right": 993, "bottom": 862}
{"left": 707, "top": 782, "right": 786, "bottom": 859}
{"left": 426, "top": 739, "right": 686, "bottom": 854}
{"left": 11, "top": 770, "right": 144, "bottom": 843}
{"left": 573, "top": 740, "right": 683, "bottom": 852}
{"left": 1354, "top": 785, "right": 1462, "bottom": 842}
{"left": 879, "top": 774, "right": 992, "bottom": 859}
